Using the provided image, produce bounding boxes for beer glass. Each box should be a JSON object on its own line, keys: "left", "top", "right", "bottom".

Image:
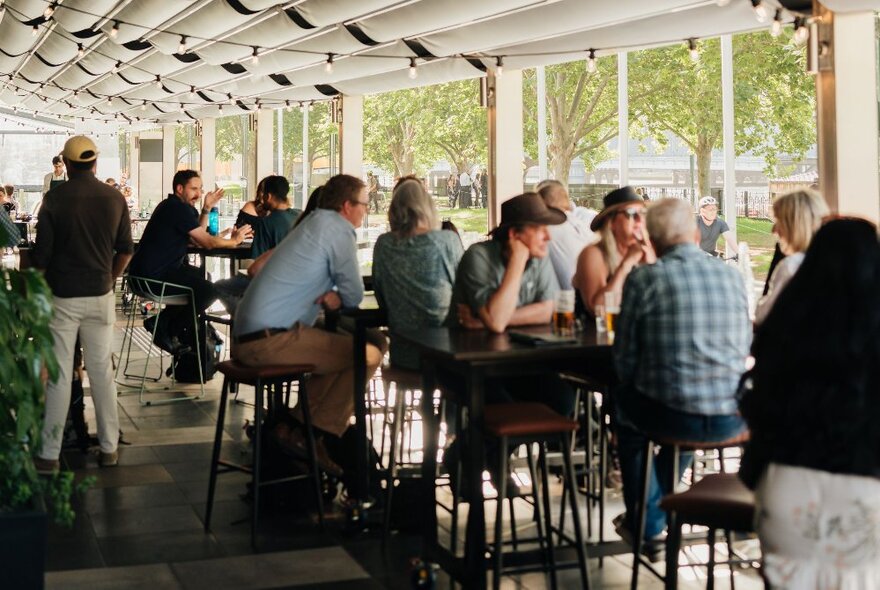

{"left": 604, "top": 291, "right": 620, "bottom": 343}
{"left": 553, "top": 290, "right": 576, "bottom": 336}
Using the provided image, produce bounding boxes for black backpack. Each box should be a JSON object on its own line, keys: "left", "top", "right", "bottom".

{"left": 170, "top": 322, "right": 222, "bottom": 383}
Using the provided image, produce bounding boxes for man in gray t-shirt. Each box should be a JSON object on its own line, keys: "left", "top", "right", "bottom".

{"left": 696, "top": 196, "right": 738, "bottom": 256}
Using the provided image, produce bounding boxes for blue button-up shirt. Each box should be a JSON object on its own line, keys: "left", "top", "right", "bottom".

{"left": 233, "top": 209, "right": 364, "bottom": 336}
{"left": 613, "top": 243, "right": 751, "bottom": 416}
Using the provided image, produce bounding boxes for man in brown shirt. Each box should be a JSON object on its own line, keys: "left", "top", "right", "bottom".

{"left": 32, "top": 136, "right": 133, "bottom": 472}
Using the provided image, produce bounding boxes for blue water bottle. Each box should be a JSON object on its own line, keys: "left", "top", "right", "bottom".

{"left": 208, "top": 207, "right": 219, "bottom": 236}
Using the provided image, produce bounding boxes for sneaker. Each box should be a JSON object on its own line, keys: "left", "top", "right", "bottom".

{"left": 613, "top": 512, "right": 666, "bottom": 563}
{"left": 272, "top": 423, "right": 344, "bottom": 477}
{"left": 99, "top": 450, "right": 119, "bottom": 467}
{"left": 33, "top": 457, "right": 60, "bottom": 475}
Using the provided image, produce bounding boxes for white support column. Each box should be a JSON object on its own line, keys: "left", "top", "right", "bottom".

{"left": 618, "top": 52, "right": 629, "bottom": 187}
{"left": 276, "top": 109, "right": 283, "bottom": 174}
{"left": 815, "top": 8, "right": 880, "bottom": 222}
{"left": 128, "top": 131, "right": 139, "bottom": 195}
{"left": 340, "top": 95, "right": 364, "bottom": 180}
{"left": 488, "top": 70, "right": 524, "bottom": 228}
{"left": 200, "top": 117, "right": 216, "bottom": 192}
{"left": 536, "top": 65, "right": 548, "bottom": 181}
{"left": 161, "top": 124, "right": 175, "bottom": 197}
{"left": 302, "top": 107, "right": 309, "bottom": 210}
{"left": 255, "top": 108, "right": 273, "bottom": 179}
{"left": 721, "top": 34, "right": 737, "bottom": 250}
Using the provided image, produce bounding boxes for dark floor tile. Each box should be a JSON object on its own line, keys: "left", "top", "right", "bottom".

{"left": 152, "top": 442, "right": 218, "bottom": 463}
{"left": 90, "top": 504, "right": 202, "bottom": 538}
{"left": 83, "top": 482, "right": 188, "bottom": 514}
{"left": 121, "top": 402, "right": 212, "bottom": 418}
{"left": 46, "top": 536, "right": 105, "bottom": 571}
{"left": 77, "top": 463, "right": 174, "bottom": 489}
{"left": 63, "top": 446, "right": 160, "bottom": 470}
{"left": 130, "top": 413, "right": 216, "bottom": 430}
{"left": 45, "top": 563, "right": 181, "bottom": 589}
{"left": 171, "top": 547, "right": 369, "bottom": 589}
{"left": 163, "top": 460, "right": 214, "bottom": 483}
{"left": 274, "top": 580, "right": 386, "bottom": 590}
{"left": 98, "top": 529, "right": 225, "bottom": 567}
{"left": 176, "top": 472, "right": 251, "bottom": 503}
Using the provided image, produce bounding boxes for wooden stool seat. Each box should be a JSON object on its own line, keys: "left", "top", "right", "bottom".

{"left": 660, "top": 473, "right": 755, "bottom": 532}
{"left": 380, "top": 365, "right": 423, "bottom": 390}
{"left": 484, "top": 402, "right": 578, "bottom": 438}
{"left": 649, "top": 430, "right": 751, "bottom": 451}
{"left": 216, "top": 359, "right": 315, "bottom": 383}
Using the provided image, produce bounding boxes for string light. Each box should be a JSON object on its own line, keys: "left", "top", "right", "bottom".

{"left": 189, "top": 86, "right": 195, "bottom": 98}
{"left": 32, "top": 24, "right": 40, "bottom": 37}
{"left": 408, "top": 57, "right": 417, "bottom": 79}
{"left": 495, "top": 56, "right": 504, "bottom": 77}
{"left": 112, "top": 60, "right": 121, "bottom": 73}
{"left": 770, "top": 9, "right": 783, "bottom": 37}
{"left": 43, "top": 2, "right": 56, "bottom": 18}
{"left": 106, "top": 96, "right": 112, "bottom": 106}
{"left": 793, "top": 17, "right": 810, "bottom": 46}
{"left": 154, "top": 75, "right": 162, "bottom": 88}
{"left": 109, "top": 21, "right": 119, "bottom": 39}
{"left": 218, "top": 103, "right": 224, "bottom": 114}
{"left": 586, "top": 48, "right": 597, "bottom": 73}
{"left": 687, "top": 38, "right": 700, "bottom": 62}
{"left": 751, "top": 0, "right": 768, "bottom": 23}
{"left": 285, "top": 100, "right": 292, "bottom": 112}
{"left": 324, "top": 53, "right": 334, "bottom": 74}
{"left": 178, "top": 35, "right": 187, "bottom": 54}
{"left": 251, "top": 46, "right": 260, "bottom": 65}
{"left": 141, "top": 100, "right": 147, "bottom": 111}
{"left": 77, "top": 43, "right": 84, "bottom": 58}
{"left": 227, "top": 93, "right": 234, "bottom": 105}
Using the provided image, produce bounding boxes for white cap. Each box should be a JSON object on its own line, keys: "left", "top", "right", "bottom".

{"left": 699, "top": 196, "right": 717, "bottom": 208}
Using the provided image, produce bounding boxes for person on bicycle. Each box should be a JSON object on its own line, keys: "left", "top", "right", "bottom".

{"left": 696, "top": 196, "right": 737, "bottom": 256}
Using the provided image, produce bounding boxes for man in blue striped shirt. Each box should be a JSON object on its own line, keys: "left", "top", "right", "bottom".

{"left": 612, "top": 198, "right": 751, "bottom": 549}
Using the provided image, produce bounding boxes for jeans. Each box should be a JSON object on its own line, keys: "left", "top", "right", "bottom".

{"left": 39, "top": 292, "right": 119, "bottom": 459}
{"left": 614, "top": 385, "right": 745, "bottom": 538}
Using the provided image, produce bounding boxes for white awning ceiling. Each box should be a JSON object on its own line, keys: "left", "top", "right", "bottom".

{"left": 0, "top": 0, "right": 876, "bottom": 127}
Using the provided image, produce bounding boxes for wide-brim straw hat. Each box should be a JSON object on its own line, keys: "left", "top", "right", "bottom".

{"left": 490, "top": 192, "right": 566, "bottom": 235}
{"left": 590, "top": 186, "right": 644, "bottom": 231}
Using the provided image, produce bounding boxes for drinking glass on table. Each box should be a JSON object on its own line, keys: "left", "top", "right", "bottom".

{"left": 553, "top": 289, "right": 575, "bottom": 336}
{"left": 594, "top": 303, "right": 607, "bottom": 336}
{"left": 604, "top": 291, "right": 620, "bottom": 343}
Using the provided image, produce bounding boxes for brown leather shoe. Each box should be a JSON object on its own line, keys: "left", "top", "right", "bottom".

{"left": 34, "top": 457, "right": 60, "bottom": 475}
{"left": 272, "top": 423, "right": 343, "bottom": 477}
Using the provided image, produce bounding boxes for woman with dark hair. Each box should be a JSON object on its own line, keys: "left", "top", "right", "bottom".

{"left": 739, "top": 217, "right": 880, "bottom": 588}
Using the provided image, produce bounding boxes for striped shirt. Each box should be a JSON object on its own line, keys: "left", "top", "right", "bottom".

{"left": 613, "top": 243, "right": 751, "bottom": 416}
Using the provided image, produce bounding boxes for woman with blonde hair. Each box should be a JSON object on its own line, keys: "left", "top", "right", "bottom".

{"left": 373, "top": 178, "right": 463, "bottom": 369}
{"left": 754, "top": 189, "right": 829, "bottom": 324}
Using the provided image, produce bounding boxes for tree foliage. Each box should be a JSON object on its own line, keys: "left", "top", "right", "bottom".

{"left": 630, "top": 30, "right": 815, "bottom": 196}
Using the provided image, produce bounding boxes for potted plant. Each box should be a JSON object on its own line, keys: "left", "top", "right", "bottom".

{"left": 0, "top": 226, "right": 90, "bottom": 589}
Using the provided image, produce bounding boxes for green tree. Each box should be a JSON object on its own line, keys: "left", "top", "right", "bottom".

{"left": 364, "top": 88, "right": 430, "bottom": 177}
{"left": 421, "top": 79, "right": 487, "bottom": 175}
{"left": 278, "top": 102, "right": 335, "bottom": 178}
{"left": 630, "top": 30, "right": 815, "bottom": 197}
{"left": 523, "top": 57, "right": 620, "bottom": 185}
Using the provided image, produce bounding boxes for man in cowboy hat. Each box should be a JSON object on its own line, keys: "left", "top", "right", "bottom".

{"left": 697, "top": 195, "right": 737, "bottom": 256}
{"left": 450, "top": 192, "right": 575, "bottom": 415}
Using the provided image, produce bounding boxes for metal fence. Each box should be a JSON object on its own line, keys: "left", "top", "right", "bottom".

{"left": 572, "top": 184, "right": 772, "bottom": 219}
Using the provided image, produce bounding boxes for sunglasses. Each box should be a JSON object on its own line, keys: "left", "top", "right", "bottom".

{"left": 618, "top": 208, "right": 643, "bottom": 221}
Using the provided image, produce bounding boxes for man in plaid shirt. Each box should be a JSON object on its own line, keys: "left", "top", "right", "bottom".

{"left": 612, "top": 198, "right": 751, "bottom": 550}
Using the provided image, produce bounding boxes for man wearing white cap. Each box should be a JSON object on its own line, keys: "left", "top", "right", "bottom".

{"left": 32, "top": 135, "right": 134, "bottom": 472}
{"left": 696, "top": 196, "right": 737, "bottom": 256}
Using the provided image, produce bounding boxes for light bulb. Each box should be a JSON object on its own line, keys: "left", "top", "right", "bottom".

{"left": 112, "top": 60, "right": 120, "bottom": 73}
{"left": 154, "top": 75, "right": 162, "bottom": 88}
{"left": 751, "top": 0, "right": 768, "bottom": 23}
{"left": 218, "top": 104, "right": 224, "bottom": 114}
{"left": 688, "top": 39, "right": 700, "bottom": 62}
{"left": 770, "top": 10, "right": 783, "bottom": 37}
{"left": 251, "top": 46, "right": 259, "bottom": 65}
{"left": 495, "top": 56, "right": 503, "bottom": 77}
{"left": 228, "top": 93, "right": 234, "bottom": 105}
{"left": 110, "top": 21, "right": 119, "bottom": 39}
{"left": 141, "top": 101, "right": 147, "bottom": 111}
{"left": 325, "top": 53, "right": 334, "bottom": 74}
{"left": 408, "top": 57, "right": 417, "bottom": 79}
{"left": 106, "top": 96, "right": 112, "bottom": 106}
{"left": 77, "top": 43, "right": 84, "bottom": 58}
{"left": 189, "top": 86, "right": 195, "bottom": 98}
{"left": 179, "top": 36, "right": 187, "bottom": 54}
{"left": 285, "top": 100, "right": 292, "bottom": 112}
{"left": 32, "top": 24, "right": 39, "bottom": 37}
{"left": 43, "top": 3, "right": 56, "bottom": 18}
{"left": 586, "top": 49, "right": 597, "bottom": 73}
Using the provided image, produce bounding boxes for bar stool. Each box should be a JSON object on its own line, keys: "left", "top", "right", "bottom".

{"left": 116, "top": 275, "right": 204, "bottom": 405}
{"left": 204, "top": 360, "right": 317, "bottom": 548}
{"left": 483, "top": 402, "right": 590, "bottom": 590}
{"left": 630, "top": 431, "right": 750, "bottom": 589}
{"left": 660, "top": 473, "right": 756, "bottom": 589}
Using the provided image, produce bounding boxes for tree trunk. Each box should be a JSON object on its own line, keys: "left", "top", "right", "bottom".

{"left": 549, "top": 144, "right": 574, "bottom": 186}
{"left": 695, "top": 135, "right": 713, "bottom": 199}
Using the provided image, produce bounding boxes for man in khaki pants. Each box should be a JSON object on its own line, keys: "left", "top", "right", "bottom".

{"left": 232, "top": 174, "right": 385, "bottom": 475}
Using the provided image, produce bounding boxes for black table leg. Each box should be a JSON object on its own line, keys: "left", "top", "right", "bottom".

{"left": 352, "top": 319, "right": 370, "bottom": 504}
{"left": 420, "top": 359, "right": 439, "bottom": 551}
{"left": 463, "top": 367, "right": 487, "bottom": 590}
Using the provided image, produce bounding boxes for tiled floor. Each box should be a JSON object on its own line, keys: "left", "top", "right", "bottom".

{"left": 44, "top": 313, "right": 763, "bottom": 589}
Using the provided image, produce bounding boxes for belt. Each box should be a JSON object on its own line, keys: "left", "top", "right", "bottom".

{"left": 235, "top": 327, "right": 289, "bottom": 344}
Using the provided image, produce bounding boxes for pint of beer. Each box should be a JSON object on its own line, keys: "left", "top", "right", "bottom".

{"left": 604, "top": 291, "right": 621, "bottom": 343}
{"left": 553, "top": 290, "right": 576, "bottom": 336}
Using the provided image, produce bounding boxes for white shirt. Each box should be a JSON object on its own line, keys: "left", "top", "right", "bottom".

{"left": 459, "top": 172, "right": 471, "bottom": 187}
{"left": 754, "top": 252, "right": 804, "bottom": 325}
{"left": 547, "top": 209, "right": 596, "bottom": 290}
